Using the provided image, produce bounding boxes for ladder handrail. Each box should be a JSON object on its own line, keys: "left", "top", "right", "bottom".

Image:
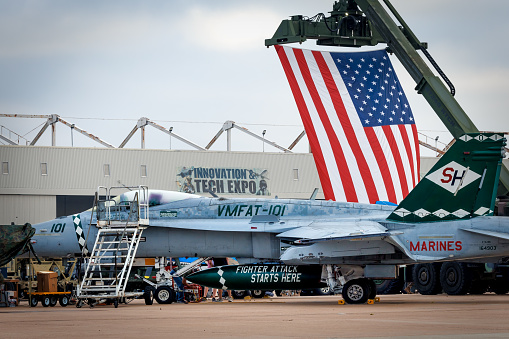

{"left": 77, "top": 185, "right": 149, "bottom": 302}
{"left": 94, "top": 185, "right": 149, "bottom": 226}
{"left": 114, "top": 192, "right": 138, "bottom": 287}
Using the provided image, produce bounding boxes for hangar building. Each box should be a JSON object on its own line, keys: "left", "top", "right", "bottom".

{"left": 0, "top": 144, "right": 451, "bottom": 225}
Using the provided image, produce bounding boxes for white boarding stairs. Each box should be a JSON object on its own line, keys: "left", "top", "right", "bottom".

{"left": 77, "top": 186, "right": 149, "bottom": 306}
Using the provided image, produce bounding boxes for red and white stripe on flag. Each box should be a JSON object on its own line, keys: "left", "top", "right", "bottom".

{"left": 275, "top": 45, "right": 420, "bottom": 204}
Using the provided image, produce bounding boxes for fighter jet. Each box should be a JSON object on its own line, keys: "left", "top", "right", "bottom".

{"left": 30, "top": 132, "right": 509, "bottom": 303}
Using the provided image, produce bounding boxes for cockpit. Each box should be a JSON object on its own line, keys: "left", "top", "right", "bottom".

{"left": 116, "top": 189, "right": 202, "bottom": 207}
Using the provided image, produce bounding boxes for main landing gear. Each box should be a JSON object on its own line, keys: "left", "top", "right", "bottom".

{"left": 341, "top": 278, "right": 377, "bottom": 304}
{"left": 323, "top": 265, "right": 379, "bottom": 304}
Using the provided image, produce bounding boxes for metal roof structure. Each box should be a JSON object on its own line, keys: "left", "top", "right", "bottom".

{"left": 1, "top": 113, "right": 457, "bottom": 155}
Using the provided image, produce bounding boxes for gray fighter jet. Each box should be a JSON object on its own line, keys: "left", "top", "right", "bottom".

{"left": 30, "top": 133, "right": 509, "bottom": 303}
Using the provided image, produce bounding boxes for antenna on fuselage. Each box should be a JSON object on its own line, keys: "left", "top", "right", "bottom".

{"left": 117, "top": 180, "right": 132, "bottom": 191}
{"left": 310, "top": 188, "right": 319, "bottom": 200}
{"left": 204, "top": 189, "right": 219, "bottom": 198}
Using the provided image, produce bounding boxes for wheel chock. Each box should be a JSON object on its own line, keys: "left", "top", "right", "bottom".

{"left": 338, "top": 299, "right": 345, "bottom": 305}
{"left": 367, "top": 299, "right": 375, "bottom": 304}
{"left": 374, "top": 297, "right": 381, "bottom": 303}
{"left": 244, "top": 296, "right": 253, "bottom": 301}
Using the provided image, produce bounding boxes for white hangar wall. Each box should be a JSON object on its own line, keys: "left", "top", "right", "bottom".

{"left": 0, "top": 145, "right": 322, "bottom": 224}
{"left": 0, "top": 145, "right": 322, "bottom": 196}
{"left": 0, "top": 194, "right": 55, "bottom": 226}
{"left": 2, "top": 144, "right": 487, "bottom": 225}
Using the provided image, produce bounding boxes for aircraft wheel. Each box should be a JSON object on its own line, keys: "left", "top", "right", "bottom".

{"left": 301, "top": 287, "right": 332, "bottom": 296}
{"left": 317, "top": 286, "right": 332, "bottom": 295}
{"left": 491, "top": 279, "right": 509, "bottom": 295}
{"left": 232, "top": 290, "right": 249, "bottom": 299}
{"left": 144, "top": 286, "right": 155, "bottom": 305}
{"left": 469, "top": 280, "right": 488, "bottom": 295}
{"left": 251, "top": 290, "right": 264, "bottom": 299}
{"left": 30, "top": 296, "right": 38, "bottom": 307}
{"left": 87, "top": 298, "right": 95, "bottom": 308}
{"left": 342, "top": 279, "right": 370, "bottom": 304}
{"left": 155, "top": 286, "right": 174, "bottom": 304}
{"left": 375, "top": 278, "right": 405, "bottom": 295}
{"left": 59, "top": 295, "right": 69, "bottom": 307}
{"left": 49, "top": 296, "right": 58, "bottom": 307}
{"left": 413, "top": 263, "right": 442, "bottom": 295}
{"left": 440, "top": 262, "right": 471, "bottom": 295}
{"left": 367, "top": 279, "right": 377, "bottom": 299}
{"left": 42, "top": 296, "right": 51, "bottom": 307}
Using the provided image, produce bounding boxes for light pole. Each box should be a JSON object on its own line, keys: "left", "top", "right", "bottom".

{"left": 169, "top": 127, "right": 173, "bottom": 150}
{"left": 262, "top": 130, "right": 266, "bottom": 152}
{"left": 71, "top": 124, "right": 74, "bottom": 147}
{"left": 435, "top": 136, "right": 439, "bottom": 157}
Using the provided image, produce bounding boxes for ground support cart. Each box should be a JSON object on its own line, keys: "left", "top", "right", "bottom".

{"left": 29, "top": 291, "right": 72, "bottom": 307}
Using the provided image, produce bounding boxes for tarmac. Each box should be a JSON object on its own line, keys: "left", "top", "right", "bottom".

{"left": 2, "top": 294, "right": 509, "bottom": 338}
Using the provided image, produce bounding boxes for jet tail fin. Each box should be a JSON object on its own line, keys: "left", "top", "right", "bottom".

{"left": 387, "top": 133, "right": 506, "bottom": 222}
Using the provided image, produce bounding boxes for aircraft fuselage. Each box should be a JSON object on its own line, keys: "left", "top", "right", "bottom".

{"left": 30, "top": 197, "right": 509, "bottom": 266}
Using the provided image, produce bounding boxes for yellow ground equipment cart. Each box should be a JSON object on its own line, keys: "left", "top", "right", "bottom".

{"left": 29, "top": 271, "right": 72, "bottom": 307}
{"left": 29, "top": 291, "right": 72, "bottom": 307}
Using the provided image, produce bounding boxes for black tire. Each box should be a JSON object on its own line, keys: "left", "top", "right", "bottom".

{"left": 440, "top": 262, "right": 472, "bottom": 295}
{"left": 155, "top": 286, "right": 175, "bottom": 304}
{"left": 42, "top": 296, "right": 51, "bottom": 307}
{"left": 114, "top": 299, "right": 119, "bottom": 308}
{"left": 375, "top": 278, "right": 405, "bottom": 294}
{"left": 299, "top": 289, "right": 311, "bottom": 296}
{"left": 251, "top": 290, "right": 264, "bottom": 299}
{"left": 49, "top": 296, "right": 58, "bottom": 307}
{"left": 30, "top": 296, "right": 38, "bottom": 307}
{"left": 232, "top": 290, "right": 249, "bottom": 299}
{"left": 469, "top": 280, "right": 488, "bottom": 295}
{"left": 317, "top": 286, "right": 332, "bottom": 295}
{"left": 59, "top": 295, "right": 69, "bottom": 307}
{"left": 413, "top": 263, "right": 442, "bottom": 295}
{"left": 301, "top": 287, "right": 331, "bottom": 296}
{"left": 76, "top": 300, "right": 83, "bottom": 308}
{"left": 490, "top": 279, "right": 509, "bottom": 295}
{"left": 367, "top": 279, "right": 377, "bottom": 299}
{"left": 342, "top": 279, "right": 370, "bottom": 304}
{"left": 144, "top": 286, "right": 154, "bottom": 305}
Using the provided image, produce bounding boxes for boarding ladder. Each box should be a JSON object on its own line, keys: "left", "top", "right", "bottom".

{"left": 76, "top": 186, "right": 149, "bottom": 307}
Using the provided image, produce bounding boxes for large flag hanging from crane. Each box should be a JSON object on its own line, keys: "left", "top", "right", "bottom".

{"left": 275, "top": 46, "right": 419, "bottom": 204}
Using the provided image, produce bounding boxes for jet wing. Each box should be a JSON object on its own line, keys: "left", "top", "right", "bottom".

{"left": 460, "top": 228, "right": 509, "bottom": 241}
{"left": 276, "top": 220, "right": 390, "bottom": 244}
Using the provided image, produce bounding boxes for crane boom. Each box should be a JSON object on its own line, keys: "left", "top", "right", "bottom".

{"left": 265, "top": 0, "right": 508, "bottom": 194}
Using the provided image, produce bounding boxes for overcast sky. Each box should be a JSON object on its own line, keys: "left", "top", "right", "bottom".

{"left": 1, "top": 0, "right": 508, "bottom": 155}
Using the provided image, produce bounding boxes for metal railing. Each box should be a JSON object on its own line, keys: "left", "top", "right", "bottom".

{"left": 95, "top": 186, "right": 149, "bottom": 226}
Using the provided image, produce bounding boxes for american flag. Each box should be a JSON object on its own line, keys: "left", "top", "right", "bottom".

{"left": 275, "top": 46, "right": 420, "bottom": 204}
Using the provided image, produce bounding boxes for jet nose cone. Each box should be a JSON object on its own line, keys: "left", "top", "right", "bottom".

{"left": 30, "top": 216, "right": 75, "bottom": 257}
{"left": 32, "top": 217, "right": 71, "bottom": 236}
{"left": 32, "top": 220, "right": 57, "bottom": 234}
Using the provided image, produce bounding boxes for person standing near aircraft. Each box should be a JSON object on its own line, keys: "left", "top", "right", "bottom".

{"left": 201, "top": 259, "right": 213, "bottom": 301}
{"left": 169, "top": 267, "right": 188, "bottom": 304}
{"left": 211, "top": 258, "right": 233, "bottom": 302}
